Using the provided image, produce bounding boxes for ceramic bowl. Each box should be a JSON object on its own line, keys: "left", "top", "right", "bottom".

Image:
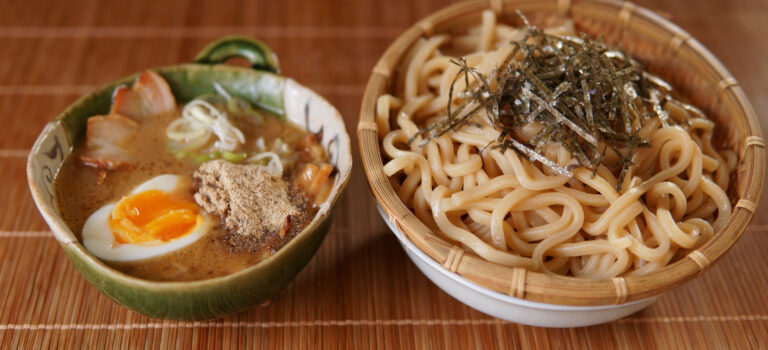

{"left": 377, "top": 206, "right": 657, "bottom": 328}
{"left": 27, "top": 36, "right": 352, "bottom": 321}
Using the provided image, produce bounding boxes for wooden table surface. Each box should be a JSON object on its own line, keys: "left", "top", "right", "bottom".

{"left": 1, "top": 0, "right": 767, "bottom": 348}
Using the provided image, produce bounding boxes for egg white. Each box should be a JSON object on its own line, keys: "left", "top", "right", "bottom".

{"left": 82, "top": 174, "right": 214, "bottom": 262}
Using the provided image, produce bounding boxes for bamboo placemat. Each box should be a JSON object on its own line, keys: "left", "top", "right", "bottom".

{"left": 1, "top": 0, "right": 767, "bottom": 348}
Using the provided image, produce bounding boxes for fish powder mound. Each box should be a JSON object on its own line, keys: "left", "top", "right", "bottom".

{"left": 193, "top": 160, "right": 302, "bottom": 250}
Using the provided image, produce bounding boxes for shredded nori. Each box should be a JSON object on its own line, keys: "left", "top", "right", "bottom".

{"left": 415, "top": 15, "right": 677, "bottom": 190}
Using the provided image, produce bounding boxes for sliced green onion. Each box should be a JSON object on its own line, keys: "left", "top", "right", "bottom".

{"left": 271, "top": 137, "right": 292, "bottom": 156}
{"left": 193, "top": 154, "right": 212, "bottom": 164}
{"left": 166, "top": 118, "right": 209, "bottom": 141}
{"left": 198, "top": 93, "right": 227, "bottom": 106}
{"left": 222, "top": 151, "right": 247, "bottom": 163}
{"left": 166, "top": 131, "right": 211, "bottom": 152}
{"left": 248, "top": 152, "right": 283, "bottom": 175}
{"left": 250, "top": 154, "right": 270, "bottom": 166}
{"left": 228, "top": 97, "right": 263, "bottom": 125}
{"left": 182, "top": 99, "right": 245, "bottom": 151}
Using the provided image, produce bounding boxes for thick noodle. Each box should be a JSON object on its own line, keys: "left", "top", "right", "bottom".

{"left": 377, "top": 11, "right": 736, "bottom": 278}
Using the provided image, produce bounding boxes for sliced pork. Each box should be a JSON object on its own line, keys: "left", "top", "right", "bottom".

{"left": 80, "top": 70, "right": 177, "bottom": 182}
{"left": 79, "top": 114, "right": 139, "bottom": 183}
{"left": 111, "top": 70, "right": 177, "bottom": 120}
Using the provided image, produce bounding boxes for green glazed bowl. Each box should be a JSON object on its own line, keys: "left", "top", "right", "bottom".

{"left": 26, "top": 36, "right": 353, "bottom": 320}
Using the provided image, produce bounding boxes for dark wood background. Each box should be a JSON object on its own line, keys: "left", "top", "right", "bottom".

{"left": 1, "top": 0, "right": 766, "bottom": 348}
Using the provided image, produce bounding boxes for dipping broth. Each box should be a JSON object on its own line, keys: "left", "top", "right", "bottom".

{"left": 55, "top": 71, "right": 334, "bottom": 281}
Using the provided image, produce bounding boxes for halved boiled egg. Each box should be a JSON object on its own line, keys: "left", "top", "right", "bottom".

{"left": 82, "top": 174, "right": 214, "bottom": 262}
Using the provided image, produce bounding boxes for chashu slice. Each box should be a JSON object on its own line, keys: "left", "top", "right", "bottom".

{"left": 80, "top": 70, "right": 177, "bottom": 183}
{"left": 79, "top": 114, "right": 139, "bottom": 183}
{"left": 110, "top": 70, "right": 177, "bottom": 120}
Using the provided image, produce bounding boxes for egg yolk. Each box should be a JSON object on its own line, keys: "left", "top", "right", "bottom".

{"left": 109, "top": 190, "right": 201, "bottom": 244}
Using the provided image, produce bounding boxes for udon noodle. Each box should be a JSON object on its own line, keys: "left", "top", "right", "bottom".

{"left": 377, "top": 11, "right": 736, "bottom": 279}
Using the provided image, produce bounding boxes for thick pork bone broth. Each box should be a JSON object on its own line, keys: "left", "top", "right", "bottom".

{"left": 56, "top": 71, "right": 336, "bottom": 281}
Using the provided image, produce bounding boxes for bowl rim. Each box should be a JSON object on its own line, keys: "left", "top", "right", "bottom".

{"left": 27, "top": 62, "right": 353, "bottom": 291}
{"left": 358, "top": 0, "right": 765, "bottom": 306}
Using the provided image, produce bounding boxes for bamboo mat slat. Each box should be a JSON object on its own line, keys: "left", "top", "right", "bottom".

{"left": 1, "top": 0, "right": 768, "bottom": 348}
{"left": 0, "top": 38, "right": 376, "bottom": 90}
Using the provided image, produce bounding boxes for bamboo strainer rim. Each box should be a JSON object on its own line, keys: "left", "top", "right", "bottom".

{"left": 358, "top": 0, "right": 765, "bottom": 306}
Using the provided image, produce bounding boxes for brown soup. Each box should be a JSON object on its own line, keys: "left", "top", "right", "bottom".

{"left": 56, "top": 96, "right": 334, "bottom": 281}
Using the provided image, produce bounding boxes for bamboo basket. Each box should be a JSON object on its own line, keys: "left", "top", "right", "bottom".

{"left": 358, "top": 0, "right": 765, "bottom": 306}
